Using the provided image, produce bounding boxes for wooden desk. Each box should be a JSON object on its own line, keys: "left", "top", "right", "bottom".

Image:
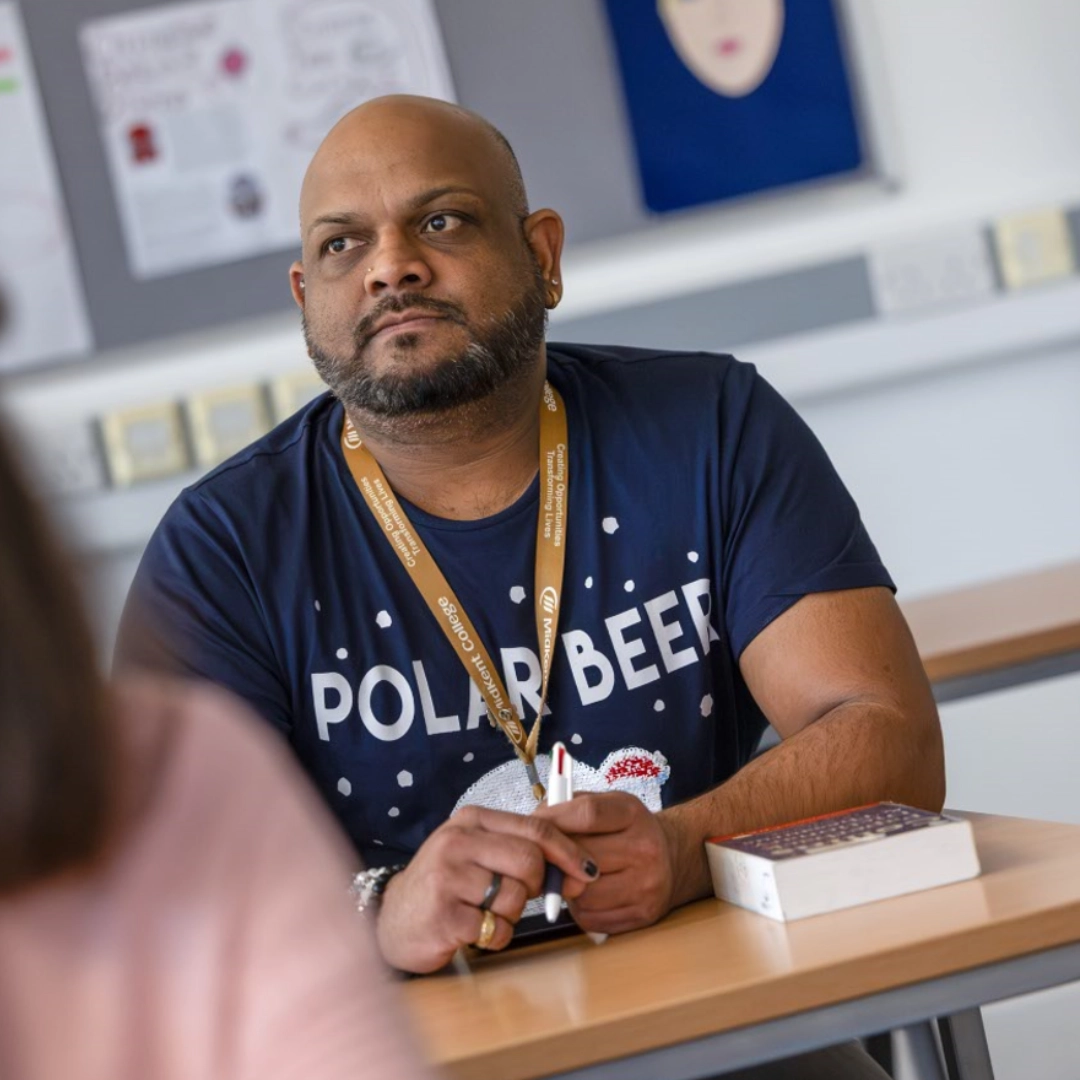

{"left": 902, "top": 561, "right": 1080, "bottom": 701}
{"left": 406, "top": 814, "right": 1080, "bottom": 1080}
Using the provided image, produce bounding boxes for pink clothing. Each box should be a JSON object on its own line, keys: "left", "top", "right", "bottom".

{"left": 0, "top": 679, "right": 431, "bottom": 1080}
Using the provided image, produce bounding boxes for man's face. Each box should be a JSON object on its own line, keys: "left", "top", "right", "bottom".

{"left": 658, "top": 0, "right": 785, "bottom": 98}
{"left": 295, "top": 108, "right": 551, "bottom": 418}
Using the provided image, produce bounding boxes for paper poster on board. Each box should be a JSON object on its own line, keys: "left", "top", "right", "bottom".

{"left": 80, "top": 0, "right": 455, "bottom": 281}
{"left": 0, "top": 2, "right": 93, "bottom": 372}
{"left": 603, "top": 0, "right": 866, "bottom": 213}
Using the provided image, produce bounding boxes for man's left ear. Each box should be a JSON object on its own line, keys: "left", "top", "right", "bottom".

{"left": 288, "top": 261, "right": 307, "bottom": 308}
{"left": 523, "top": 209, "right": 564, "bottom": 308}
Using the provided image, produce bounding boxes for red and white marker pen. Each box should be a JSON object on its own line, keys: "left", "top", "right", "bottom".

{"left": 543, "top": 742, "right": 574, "bottom": 923}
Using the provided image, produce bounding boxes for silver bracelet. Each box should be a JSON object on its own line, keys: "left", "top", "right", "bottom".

{"left": 349, "top": 864, "right": 405, "bottom": 915}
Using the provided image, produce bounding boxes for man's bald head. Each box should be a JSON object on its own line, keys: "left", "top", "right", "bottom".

{"left": 290, "top": 94, "right": 564, "bottom": 425}
{"left": 301, "top": 95, "right": 529, "bottom": 226}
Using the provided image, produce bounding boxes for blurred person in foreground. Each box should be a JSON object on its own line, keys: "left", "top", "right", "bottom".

{"left": 0, "top": 415, "right": 430, "bottom": 1079}
{"left": 119, "top": 95, "right": 941, "bottom": 1074}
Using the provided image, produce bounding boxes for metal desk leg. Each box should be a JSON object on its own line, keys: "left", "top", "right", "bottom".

{"left": 939, "top": 1009, "right": 996, "bottom": 1080}
{"left": 894, "top": 1022, "right": 948, "bottom": 1080}
{"left": 863, "top": 1032, "right": 894, "bottom": 1075}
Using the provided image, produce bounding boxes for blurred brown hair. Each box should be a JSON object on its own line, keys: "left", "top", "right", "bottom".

{"left": 0, "top": 418, "right": 116, "bottom": 892}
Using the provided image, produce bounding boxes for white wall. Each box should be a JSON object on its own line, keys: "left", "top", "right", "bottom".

{"left": 799, "top": 341, "right": 1080, "bottom": 599}
{"left": 3, "top": 2, "right": 1080, "bottom": 1075}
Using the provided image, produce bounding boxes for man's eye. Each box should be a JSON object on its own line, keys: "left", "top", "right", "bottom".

{"left": 423, "top": 213, "right": 463, "bottom": 234}
{"left": 325, "top": 237, "right": 359, "bottom": 255}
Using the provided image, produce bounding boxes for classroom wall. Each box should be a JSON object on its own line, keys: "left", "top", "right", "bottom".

{"left": 5, "top": 0, "right": 1076, "bottom": 598}
{"left": 2, "top": 2, "right": 1079, "bottom": 1076}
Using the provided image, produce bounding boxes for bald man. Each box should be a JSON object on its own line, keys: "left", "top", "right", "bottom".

{"left": 119, "top": 97, "right": 941, "bottom": 1006}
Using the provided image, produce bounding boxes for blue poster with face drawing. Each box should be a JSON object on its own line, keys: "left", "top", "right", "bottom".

{"left": 603, "top": 0, "right": 866, "bottom": 213}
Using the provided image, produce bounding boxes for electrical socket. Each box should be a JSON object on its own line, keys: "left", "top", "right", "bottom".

{"left": 993, "top": 207, "right": 1076, "bottom": 290}
{"left": 100, "top": 402, "right": 190, "bottom": 487}
{"left": 18, "top": 415, "right": 108, "bottom": 497}
{"left": 868, "top": 229, "right": 997, "bottom": 316}
{"left": 186, "top": 383, "right": 272, "bottom": 468}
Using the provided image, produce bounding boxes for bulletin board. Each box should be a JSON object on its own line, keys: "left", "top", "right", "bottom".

{"left": 19, "top": 0, "right": 458, "bottom": 355}
{"left": 14, "top": 0, "right": 886, "bottom": 363}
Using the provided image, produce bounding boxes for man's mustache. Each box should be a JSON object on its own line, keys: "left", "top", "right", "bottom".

{"left": 354, "top": 295, "right": 467, "bottom": 347}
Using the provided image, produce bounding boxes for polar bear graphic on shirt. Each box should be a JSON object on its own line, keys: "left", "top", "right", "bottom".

{"left": 453, "top": 746, "right": 671, "bottom": 818}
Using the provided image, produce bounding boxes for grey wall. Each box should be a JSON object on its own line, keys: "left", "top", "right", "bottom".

{"left": 24, "top": 0, "right": 653, "bottom": 352}
{"left": 24, "top": 0, "right": 300, "bottom": 352}
{"left": 552, "top": 257, "right": 874, "bottom": 352}
{"left": 431, "top": 0, "right": 645, "bottom": 242}
{"left": 23, "top": 0, "right": 875, "bottom": 357}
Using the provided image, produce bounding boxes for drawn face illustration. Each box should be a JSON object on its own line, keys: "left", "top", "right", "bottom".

{"left": 658, "top": 0, "right": 785, "bottom": 97}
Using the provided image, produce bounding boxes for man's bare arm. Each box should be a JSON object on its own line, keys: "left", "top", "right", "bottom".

{"left": 538, "top": 586, "right": 944, "bottom": 933}
{"left": 662, "top": 586, "right": 944, "bottom": 907}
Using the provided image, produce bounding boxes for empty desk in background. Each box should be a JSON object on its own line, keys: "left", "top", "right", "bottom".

{"left": 902, "top": 560, "right": 1080, "bottom": 702}
{"left": 751, "top": 561, "right": 1080, "bottom": 761}
{"left": 405, "top": 814, "right": 1080, "bottom": 1080}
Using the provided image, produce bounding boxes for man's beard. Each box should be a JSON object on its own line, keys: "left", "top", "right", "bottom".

{"left": 303, "top": 271, "right": 548, "bottom": 418}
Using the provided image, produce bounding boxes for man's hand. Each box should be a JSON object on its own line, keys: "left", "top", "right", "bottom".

{"left": 375, "top": 805, "right": 600, "bottom": 974}
{"left": 534, "top": 792, "right": 680, "bottom": 936}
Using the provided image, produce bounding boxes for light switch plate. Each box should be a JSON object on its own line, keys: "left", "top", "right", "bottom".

{"left": 993, "top": 208, "right": 1077, "bottom": 290}
{"left": 869, "top": 229, "right": 997, "bottom": 316}
{"left": 187, "top": 384, "right": 272, "bottom": 468}
{"left": 269, "top": 369, "right": 327, "bottom": 423}
{"left": 101, "top": 402, "right": 190, "bottom": 486}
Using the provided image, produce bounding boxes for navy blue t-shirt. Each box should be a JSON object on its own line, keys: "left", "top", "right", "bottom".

{"left": 118, "top": 345, "right": 893, "bottom": 868}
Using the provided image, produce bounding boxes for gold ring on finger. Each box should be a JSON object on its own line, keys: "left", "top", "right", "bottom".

{"left": 475, "top": 908, "right": 497, "bottom": 950}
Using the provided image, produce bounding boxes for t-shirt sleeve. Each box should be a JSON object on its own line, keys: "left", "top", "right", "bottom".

{"left": 720, "top": 365, "right": 894, "bottom": 660}
{"left": 115, "top": 492, "right": 293, "bottom": 735}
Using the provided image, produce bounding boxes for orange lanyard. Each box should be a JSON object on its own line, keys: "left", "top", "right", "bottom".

{"left": 340, "top": 383, "right": 568, "bottom": 801}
